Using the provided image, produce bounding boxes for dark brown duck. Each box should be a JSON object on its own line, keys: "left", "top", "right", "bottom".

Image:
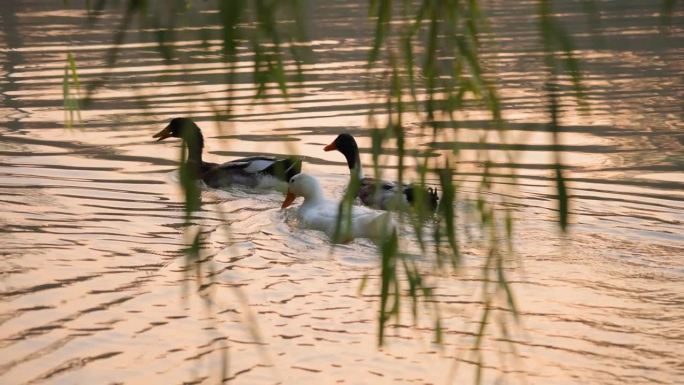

{"left": 154, "top": 117, "right": 301, "bottom": 189}
{"left": 324, "top": 133, "right": 439, "bottom": 211}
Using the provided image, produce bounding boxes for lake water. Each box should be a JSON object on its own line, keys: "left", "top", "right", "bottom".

{"left": 1, "top": 1, "right": 683, "bottom": 384}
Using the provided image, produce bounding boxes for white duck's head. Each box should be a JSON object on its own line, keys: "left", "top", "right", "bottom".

{"left": 281, "top": 173, "right": 323, "bottom": 208}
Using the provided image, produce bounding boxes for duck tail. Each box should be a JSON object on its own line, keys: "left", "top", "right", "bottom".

{"left": 285, "top": 157, "right": 303, "bottom": 180}
{"left": 427, "top": 187, "right": 440, "bottom": 211}
{"left": 267, "top": 157, "right": 302, "bottom": 182}
{"left": 404, "top": 184, "right": 440, "bottom": 212}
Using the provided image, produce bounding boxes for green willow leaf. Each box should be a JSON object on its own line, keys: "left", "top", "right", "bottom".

{"left": 377, "top": 227, "right": 398, "bottom": 346}
{"left": 555, "top": 164, "right": 569, "bottom": 231}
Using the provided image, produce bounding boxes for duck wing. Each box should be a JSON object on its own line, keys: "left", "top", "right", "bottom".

{"left": 358, "top": 177, "right": 402, "bottom": 209}
{"left": 213, "top": 156, "right": 278, "bottom": 172}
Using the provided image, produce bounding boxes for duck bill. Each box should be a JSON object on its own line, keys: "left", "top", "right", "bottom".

{"left": 281, "top": 191, "right": 296, "bottom": 209}
{"left": 153, "top": 125, "right": 172, "bottom": 141}
{"left": 323, "top": 142, "right": 337, "bottom": 152}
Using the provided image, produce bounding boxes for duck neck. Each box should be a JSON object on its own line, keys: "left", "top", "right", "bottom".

{"left": 342, "top": 143, "right": 364, "bottom": 179}
{"left": 351, "top": 163, "right": 364, "bottom": 180}
{"left": 301, "top": 182, "right": 326, "bottom": 205}
{"left": 183, "top": 129, "right": 205, "bottom": 165}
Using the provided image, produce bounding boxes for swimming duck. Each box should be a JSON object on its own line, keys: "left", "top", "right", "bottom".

{"left": 324, "top": 133, "right": 439, "bottom": 211}
{"left": 153, "top": 117, "right": 301, "bottom": 189}
{"left": 281, "top": 173, "right": 395, "bottom": 243}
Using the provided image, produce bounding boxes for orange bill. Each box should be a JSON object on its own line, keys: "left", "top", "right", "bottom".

{"left": 152, "top": 125, "right": 173, "bottom": 141}
{"left": 281, "top": 191, "right": 296, "bottom": 208}
{"left": 323, "top": 142, "right": 337, "bottom": 151}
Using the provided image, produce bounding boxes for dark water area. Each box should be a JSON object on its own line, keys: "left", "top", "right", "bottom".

{"left": 0, "top": 1, "right": 682, "bottom": 384}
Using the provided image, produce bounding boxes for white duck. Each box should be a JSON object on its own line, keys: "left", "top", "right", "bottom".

{"left": 281, "top": 173, "right": 395, "bottom": 243}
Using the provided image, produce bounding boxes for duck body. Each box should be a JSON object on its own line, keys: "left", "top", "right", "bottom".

{"left": 324, "top": 133, "right": 439, "bottom": 211}
{"left": 154, "top": 117, "right": 301, "bottom": 190}
{"left": 282, "top": 173, "right": 394, "bottom": 243}
{"left": 356, "top": 177, "right": 438, "bottom": 211}
{"left": 203, "top": 156, "right": 301, "bottom": 189}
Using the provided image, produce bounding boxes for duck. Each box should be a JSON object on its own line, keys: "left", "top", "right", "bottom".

{"left": 323, "top": 133, "right": 439, "bottom": 211}
{"left": 153, "top": 117, "right": 301, "bottom": 190}
{"left": 281, "top": 173, "right": 395, "bottom": 243}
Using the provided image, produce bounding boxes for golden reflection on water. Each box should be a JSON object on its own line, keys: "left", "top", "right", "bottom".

{"left": 0, "top": 0, "right": 683, "bottom": 384}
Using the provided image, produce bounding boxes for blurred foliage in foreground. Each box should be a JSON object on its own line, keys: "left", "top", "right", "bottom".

{"left": 61, "top": 0, "right": 676, "bottom": 382}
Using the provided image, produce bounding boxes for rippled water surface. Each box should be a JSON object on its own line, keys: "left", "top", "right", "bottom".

{"left": 1, "top": 1, "right": 683, "bottom": 384}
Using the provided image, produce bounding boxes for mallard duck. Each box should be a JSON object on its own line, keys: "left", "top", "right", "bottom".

{"left": 324, "top": 133, "right": 439, "bottom": 211}
{"left": 153, "top": 117, "right": 301, "bottom": 189}
{"left": 281, "top": 173, "right": 395, "bottom": 243}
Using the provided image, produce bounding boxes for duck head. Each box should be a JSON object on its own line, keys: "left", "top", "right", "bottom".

{"left": 324, "top": 133, "right": 358, "bottom": 165}
{"left": 324, "top": 133, "right": 363, "bottom": 177}
{"left": 154, "top": 117, "right": 207, "bottom": 166}
{"left": 153, "top": 118, "right": 205, "bottom": 148}
{"left": 281, "top": 173, "right": 323, "bottom": 208}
